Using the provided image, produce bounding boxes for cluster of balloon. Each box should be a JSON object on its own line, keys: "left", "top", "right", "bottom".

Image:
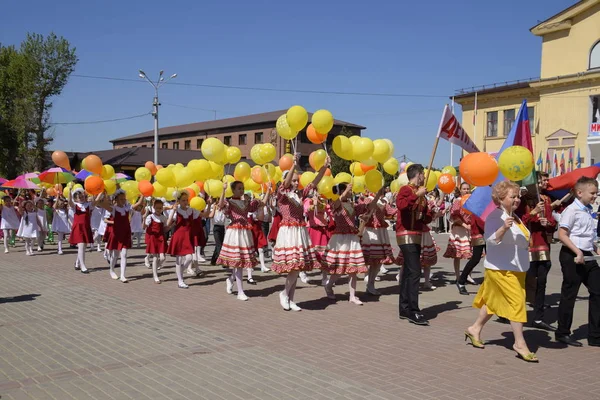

{"left": 276, "top": 105, "right": 335, "bottom": 144}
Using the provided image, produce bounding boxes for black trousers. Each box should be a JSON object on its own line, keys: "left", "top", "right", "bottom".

{"left": 557, "top": 247, "right": 600, "bottom": 342}
{"left": 458, "top": 245, "right": 485, "bottom": 286}
{"left": 399, "top": 244, "right": 421, "bottom": 315}
{"left": 210, "top": 225, "right": 226, "bottom": 265}
{"left": 527, "top": 260, "right": 552, "bottom": 322}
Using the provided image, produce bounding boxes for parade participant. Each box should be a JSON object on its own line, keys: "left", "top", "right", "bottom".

{"left": 0, "top": 197, "right": 20, "bottom": 253}
{"left": 52, "top": 197, "right": 71, "bottom": 255}
{"left": 250, "top": 204, "right": 269, "bottom": 277}
{"left": 35, "top": 198, "right": 48, "bottom": 252}
{"left": 465, "top": 181, "right": 537, "bottom": 362}
{"left": 519, "top": 172, "right": 557, "bottom": 331}
{"left": 444, "top": 182, "right": 473, "bottom": 283}
{"left": 130, "top": 197, "right": 145, "bottom": 248}
{"left": 396, "top": 164, "right": 432, "bottom": 326}
{"left": 456, "top": 214, "right": 485, "bottom": 295}
{"left": 556, "top": 176, "right": 600, "bottom": 347}
{"left": 91, "top": 205, "right": 105, "bottom": 252}
{"left": 217, "top": 181, "right": 270, "bottom": 301}
{"left": 144, "top": 198, "right": 168, "bottom": 284}
{"left": 190, "top": 196, "right": 211, "bottom": 276}
{"left": 210, "top": 202, "right": 228, "bottom": 266}
{"left": 271, "top": 154, "right": 328, "bottom": 311}
{"left": 17, "top": 200, "right": 41, "bottom": 256}
{"left": 69, "top": 188, "right": 100, "bottom": 274}
{"left": 166, "top": 191, "right": 197, "bottom": 289}
{"left": 304, "top": 191, "right": 330, "bottom": 285}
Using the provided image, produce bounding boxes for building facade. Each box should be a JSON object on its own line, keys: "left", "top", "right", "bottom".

{"left": 110, "top": 110, "right": 365, "bottom": 170}
{"left": 455, "top": 0, "right": 600, "bottom": 171}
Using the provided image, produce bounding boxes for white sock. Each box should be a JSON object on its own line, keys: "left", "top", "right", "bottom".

{"left": 120, "top": 249, "right": 128, "bottom": 279}
{"left": 246, "top": 267, "right": 253, "bottom": 281}
{"left": 234, "top": 268, "right": 244, "bottom": 295}
{"left": 152, "top": 255, "right": 160, "bottom": 281}
{"left": 109, "top": 250, "right": 118, "bottom": 276}
{"left": 77, "top": 243, "right": 88, "bottom": 271}
{"left": 3, "top": 230, "right": 9, "bottom": 249}
{"left": 285, "top": 270, "right": 299, "bottom": 300}
{"left": 258, "top": 248, "right": 266, "bottom": 270}
{"left": 57, "top": 233, "right": 63, "bottom": 253}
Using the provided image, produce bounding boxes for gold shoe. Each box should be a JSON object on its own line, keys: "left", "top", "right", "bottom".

{"left": 464, "top": 331, "right": 485, "bottom": 349}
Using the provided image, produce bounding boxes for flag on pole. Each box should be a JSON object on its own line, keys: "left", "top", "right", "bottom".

{"left": 553, "top": 153, "right": 558, "bottom": 177}
{"left": 545, "top": 149, "right": 551, "bottom": 173}
{"left": 437, "top": 105, "right": 480, "bottom": 153}
{"left": 464, "top": 99, "right": 533, "bottom": 219}
{"left": 560, "top": 150, "right": 566, "bottom": 175}
{"left": 537, "top": 152, "right": 543, "bottom": 171}
{"left": 577, "top": 148, "right": 582, "bottom": 168}
{"left": 568, "top": 148, "right": 573, "bottom": 172}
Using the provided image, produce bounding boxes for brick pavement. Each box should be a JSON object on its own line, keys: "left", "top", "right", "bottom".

{"left": 0, "top": 233, "right": 598, "bottom": 400}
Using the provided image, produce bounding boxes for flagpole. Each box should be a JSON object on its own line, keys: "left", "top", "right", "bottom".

{"left": 450, "top": 97, "right": 455, "bottom": 166}
{"left": 425, "top": 104, "right": 449, "bottom": 188}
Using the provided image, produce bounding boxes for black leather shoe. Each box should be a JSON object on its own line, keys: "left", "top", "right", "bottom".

{"left": 399, "top": 311, "right": 430, "bottom": 326}
{"left": 588, "top": 340, "right": 600, "bottom": 347}
{"left": 532, "top": 321, "right": 557, "bottom": 331}
{"left": 456, "top": 283, "right": 469, "bottom": 295}
{"left": 556, "top": 335, "right": 583, "bottom": 347}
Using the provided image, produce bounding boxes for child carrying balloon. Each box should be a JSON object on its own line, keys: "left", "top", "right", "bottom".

{"left": 166, "top": 191, "right": 198, "bottom": 289}
{"left": 69, "top": 188, "right": 102, "bottom": 273}
{"left": 144, "top": 198, "right": 169, "bottom": 284}
{"left": 17, "top": 200, "right": 42, "bottom": 256}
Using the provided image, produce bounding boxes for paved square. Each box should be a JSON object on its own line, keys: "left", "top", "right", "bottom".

{"left": 0, "top": 233, "right": 598, "bottom": 399}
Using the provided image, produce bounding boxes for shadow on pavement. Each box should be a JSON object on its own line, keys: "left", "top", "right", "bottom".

{"left": 0, "top": 293, "right": 41, "bottom": 304}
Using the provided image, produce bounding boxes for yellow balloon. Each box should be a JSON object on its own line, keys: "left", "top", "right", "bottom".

{"left": 223, "top": 174, "right": 235, "bottom": 183}
{"left": 260, "top": 143, "right": 276, "bottom": 164}
{"left": 276, "top": 114, "right": 298, "bottom": 140}
{"left": 135, "top": 167, "right": 152, "bottom": 182}
{"left": 187, "top": 183, "right": 200, "bottom": 195}
{"left": 232, "top": 162, "right": 250, "bottom": 181}
{"left": 349, "top": 136, "right": 361, "bottom": 144}
{"left": 201, "top": 138, "right": 225, "bottom": 163}
{"left": 104, "top": 179, "right": 117, "bottom": 195}
{"left": 352, "top": 176, "right": 366, "bottom": 193}
{"left": 264, "top": 164, "right": 277, "bottom": 178}
{"left": 300, "top": 171, "right": 315, "bottom": 188}
{"left": 365, "top": 170, "right": 383, "bottom": 193}
{"left": 332, "top": 136, "right": 353, "bottom": 160}
{"left": 441, "top": 165, "right": 457, "bottom": 177}
{"left": 311, "top": 149, "right": 327, "bottom": 170}
{"left": 175, "top": 163, "right": 184, "bottom": 169}
{"left": 498, "top": 145, "right": 534, "bottom": 181}
{"left": 196, "top": 159, "right": 212, "bottom": 181}
{"left": 383, "top": 139, "right": 395, "bottom": 158}
{"left": 153, "top": 181, "right": 167, "bottom": 197}
{"left": 205, "top": 179, "right": 223, "bottom": 198}
{"left": 226, "top": 147, "right": 242, "bottom": 164}
{"left": 156, "top": 168, "right": 176, "bottom": 188}
{"left": 190, "top": 197, "right": 207, "bottom": 211}
{"left": 390, "top": 179, "right": 400, "bottom": 194}
{"left": 350, "top": 162, "right": 364, "bottom": 176}
{"left": 317, "top": 175, "right": 334, "bottom": 195}
{"left": 372, "top": 139, "right": 392, "bottom": 163}
{"left": 244, "top": 178, "right": 260, "bottom": 193}
{"left": 398, "top": 173, "right": 409, "bottom": 187}
{"left": 165, "top": 187, "right": 176, "bottom": 201}
{"left": 250, "top": 144, "right": 266, "bottom": 165}
{"left": 334, "top": 172, "right": 352, "bottom": 184}
{"left": 424, "top": 169, "right": 437, "bottom": 191}
{"left": 175, "top": 167, "right": 194, "bottom": 188}
{"left": 209, "top": 161, "right": 224, "bottom": 179}
{"left": 383, "top": 158, "right": 399, "bottom": 175}
{"left": 353, "top": 138, "right": 374, "bottom": 161}
{"left": 311, "top": 109, "right": 334, "bottom": 134}
{"left": 101, "top": 165, "right": 115, "bottom": 179}
{"left": 286, "top": 105, "right": 308, "bottom": 132}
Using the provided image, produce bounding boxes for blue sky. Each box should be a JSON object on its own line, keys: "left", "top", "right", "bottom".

{"left": 1, "top": 0, "right": 573, "bottom": 167}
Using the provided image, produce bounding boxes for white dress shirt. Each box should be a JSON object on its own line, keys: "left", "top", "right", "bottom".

{"left": 484, "top": 208, "right": 530, "bottom": 273}
{"left": 559, "top": 198, "right": 597, "bottom": 251}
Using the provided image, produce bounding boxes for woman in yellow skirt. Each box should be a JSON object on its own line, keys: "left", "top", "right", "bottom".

{"left": 464, "top": 181, "right": 538, "bottom": 362}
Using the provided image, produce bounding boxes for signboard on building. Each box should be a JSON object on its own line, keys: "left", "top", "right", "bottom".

{"left": 591, "top": 123, "right": 600, "bottom": 136}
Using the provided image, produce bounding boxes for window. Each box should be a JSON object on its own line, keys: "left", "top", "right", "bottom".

{"left": 527, "top": 106, "right": 535, "bottom": 135}
{"left": 486, "top": 111, "right": 498, "bottom": 137}
{"left": 239, "top": 134, "right": 247, "bottom": 145}
{"left": 593, "top": 96, "right": 599, "bottom": 123}
{"left": 197, "top": 138, "right": 203, "bottom": 149}
{"left": 151, "top": 144, "right": 154, "bottom": 148}
{"left": 184, "top": 140, "right": 191, "bottom": 150}
{"left": 224, "top": 136, "right": 231, "bottom": 145}
{"left": 254, "top": 132, "right": 263, "bottom": 143}
{"left": 173, "top": 142, "right": 179, "bottom": 150}
{"left": 161, "top": 143, "right": 168, "bottom": 149}
{"left": 141, "top": 145, "right": 147, "bottom": 147}
{"left": 590, "top": 40, "right": 600, "bottom": 70}
{"left": 503, "top": 109, "right": 515, "bottom": 136}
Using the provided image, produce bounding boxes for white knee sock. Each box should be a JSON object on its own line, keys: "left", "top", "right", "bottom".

{"left": 234, "top": 268, "right": 244, "bottom": 295}
{"left": 349, "top": 274, "right": 358, "bottom": 300}
{"left": 57, "top": 233, "right": 64, "bottom": 253}
{"left": 24, "top": 238, "right": 31, "bottom": 254}
{"left": 258, "top": 248, "right": 266, "bottom": 270}
{"left": 285, "top": 270, "right": 299, "bottom": 299}
{"left": 152, "top": 254, "right": 160, "bottom": 281}
{"left": 3, "top": 230, "right": 9, "bottom": 250}
{"left": 246, "top": 267, "right": 253, "bottom": 281}
{"left": 109, "top": 249, "right": 118, "bottom": 276}
{"left": 120, "top": 249, "right": 128, "bottom": 279}
{"left": 77, "top": 243, "right": 88, "bottom": 271}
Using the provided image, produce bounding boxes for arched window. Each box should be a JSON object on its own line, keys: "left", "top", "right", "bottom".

{"left": 591, "top": 40, "right": 600, "bottom": 70}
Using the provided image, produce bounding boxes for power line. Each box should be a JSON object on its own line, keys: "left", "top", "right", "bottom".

{"left": 71, "top": 73, "right": 449, "bottom": 98}
{"left": 50, "top": 112, "right": 151, "bottom": 125}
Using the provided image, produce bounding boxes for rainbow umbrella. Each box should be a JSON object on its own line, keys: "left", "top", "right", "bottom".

{"left": 0, "top": 178, "right": 7, "bottom": 185}
{"left": 1, "top": 177, "right": 40, "bottom": 190}
{"left": 39, "top": 167, "right": 75, "bottom": 184}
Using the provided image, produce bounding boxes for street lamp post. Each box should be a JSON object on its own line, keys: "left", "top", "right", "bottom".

{"left": 138, "top": 69, "right": 177, "bottom": 165}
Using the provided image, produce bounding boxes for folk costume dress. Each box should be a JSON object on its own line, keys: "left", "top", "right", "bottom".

{"left": 250, "top": 212, "right": 268, "bottom": 252}
{"left": 69, "top": 202, "right": 94, "bottom": 245}
{"left": 145, "top": 214, "right": 168, "bottom": 254}
{"left": 360, "top": 197, "right": 395, "bottom": 265}
{"left": 271, "top": 184, "right": 321, "bottom": 273}
{"left": 167, "top": 208, "right": 197, "bottom": 256}
{"left": 324, "top": 202, "right": 368, "bottom": 275}
{"left": 303, "top": 197, "right": 330, "bottom": 262}
{"left": 106, "top": 205, "right": 133, "bottom": 251}
{"left": 421, "top": 199, "right": 441, "bottom": 267}
{"left": 191, "top": 213, "right": 207, "bottom": 248}
{"left": 443, "top": 198, "right": 473, "bottom": 260}
{"left": 217, "top": 198, "right": 259, "bottom": 268}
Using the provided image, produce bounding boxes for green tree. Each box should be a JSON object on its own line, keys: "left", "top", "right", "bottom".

{"left": 329, "top": 126, "right": 353, "bottom": 175}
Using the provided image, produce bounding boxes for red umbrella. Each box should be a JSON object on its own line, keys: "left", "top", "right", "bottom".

{"left": 1, "top": 177, "right": 40, "bottom": 190}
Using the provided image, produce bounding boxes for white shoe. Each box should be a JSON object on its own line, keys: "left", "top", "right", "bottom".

{"left": 197, "top": 255, "right": 206, "bottom": 263}
{"left": 237, "top": 293, "right": 249, "bottom": 301}
{"left": 26, "top": 252, "right": 33, "bottom": 256}
{"left": 57, "top": 251, "right": 63, "bottom": 255}
{"left": 178, "top": 282, "right": 189, "bottom": 289}
{"left": 349, "top": 297, "right": 364, "bottom": 306}
{"left": 423, "top": 282, "right": 437, "bottom": 290}
{"left": 380, "top": 266, "right": 389, "bottom": 274}
{"left": 261, "top": 265, "right": 270, "bottom": 273}
{"left": 37, "top": 247, "right": 42, "bottom": 252}
{"left": 96, "top": 247, "right": 102, "bottom": 252}
{"left": 226, "top": 278, "right": 233, "bottom": 294}
{"left": 144, "top": 257, "right": 151, "bottom": 269}
{"left": 289, "top": 301, "right": 302, "bottom": 311}
{"left": 299, "top": 271, "right": 309, "bottom": 284}
{"left": 364, "top": 275, "right": 369, "bottom": 283}
{"left": 110, "top": 271, "right": 119, "bottom": 280}
{"left": 186, "top": 266, "right": 195, "bottom": 276}
{"left": 120, "top": 277, "right": 128, "bottom": 283}
{"left": 396, "top": 273, "right": 400, "bottom": 282}
{"left": 4, "top": 249, "right": 8, "bottom": 254}
{"left": 467, "top": 275, "right": 477, "bottom": 285}
{"left": 279, "top": 291, "right": 290, "bottom": 311}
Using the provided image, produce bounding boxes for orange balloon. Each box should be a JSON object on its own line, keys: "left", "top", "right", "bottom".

{"left": 437, "top": 173, "right": 456, "bottom": 194}
{"left": 185, "top": 188, "right": 196, "bottom": 199}
{"left": 145, "top": 161, "right": 158, "bottom": 176}
{"left": 83, "top": 155, "right": 103, "bottom": 175}
{"left": 84, "top": 176, "right": 105, "bottom": 195}
{"left": 251, "top": 166, "right": 266, "bottom": 184}
{"left": 306, "top": 124, "right": 327, "bottom": 144}
{"left": 360, "top": 163, "right": 376, "bottom": 173}
{"left": 459, "top": 152, "right": 499, "bottom": 187}
{"left": 195, "top": 181, "right": 205, "bottom": 192}
{"left": 138, "top": 180, "right": 154, "bottom": 197}
{"left": 298, "top": 173, "right": 304, "bottom": 189}
{"left": 324, "top": 168, "right": 332, "bottom": 176}
{"left": 52, "top": 151, "right": 71, "bottom": 170}
{"left": 279, "top": 154, "right": 294, "bottom": 171}
{"left": 156, "top": 164, "right": 164, "bottom": 170}
{"left": 460, "top": 194, "right": 473, "bottom": 215}
{"left": 46, "top": 188, "right": 57, "bottom": 197}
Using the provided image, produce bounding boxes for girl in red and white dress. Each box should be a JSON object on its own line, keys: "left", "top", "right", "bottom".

{"left": 249, "top": 205, "right": 269, "bottom": 277}
{"left": 144, "top": 198, "right": 168, "bottom": 284}
{"left": 324, "top": 184, "right": 378, "bottom": 305}
{"left": 443, "top": 183, "right": 473, "bottom": 282}
{"left": 217, "top": 182, "right": 270, "bottom": 301}
{"left": 303, "top": 192, "right": 330, "bottom": 285}
{"left": 190, "top": 195, "right": 212, "bottom": 277}
{"left": 69, "top": 188, "right": 100, "bottom": 273}
{"left": 360, "top": 191, "right": 396, "bottom": 296}
{"left": 272, "top": 154, "right": 329, "bottom": 311}
{"left": 166, "top": 191, "right": 198, "bottom": 289}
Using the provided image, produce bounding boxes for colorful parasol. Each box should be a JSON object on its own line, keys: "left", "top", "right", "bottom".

{"left": 1, "top": 177, "right": 40, "bottom": 189}
{"left": 38, "top": 167, "right": 75, "bottom": 184}
{"left": 0, "top": 178, "right": 7, "bottom": 185}
{"left": 114, "top": 173, "right": 132, "bottom": 183}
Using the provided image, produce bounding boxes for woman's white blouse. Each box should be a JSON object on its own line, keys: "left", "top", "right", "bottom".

{"left": 483, "top": 208, "right": 530, "bottom": 273}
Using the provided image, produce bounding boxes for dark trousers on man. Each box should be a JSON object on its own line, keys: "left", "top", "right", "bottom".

{"left": 210, "top": 224, "right": 226, "bottom": 265}
{"left": 527, "top": 260, "right": 552, "bottom": 322}
{"left": 458, "top": 245, "right": 485, "bottom": 286}
{"left": 557, "top": 247, "right": 600, "bottom": 343}
{"left": 399, "top": 244, "right": 421, "bottom": 315}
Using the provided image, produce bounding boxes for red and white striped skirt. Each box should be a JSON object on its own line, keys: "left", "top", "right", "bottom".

{"left": 272, "top": 225, "right": 321, "bottom": 273}
{"left": 361, "top": 227, "right": 394, "bottom": 265}
{"left": 324, "top": 233, "right": 368, "bottom": 275}
{"left": 216, "top": 227, "right": 258, "bottom": 269}
{"left": 443, "top": 225, "right": 472, "bottom": 259}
